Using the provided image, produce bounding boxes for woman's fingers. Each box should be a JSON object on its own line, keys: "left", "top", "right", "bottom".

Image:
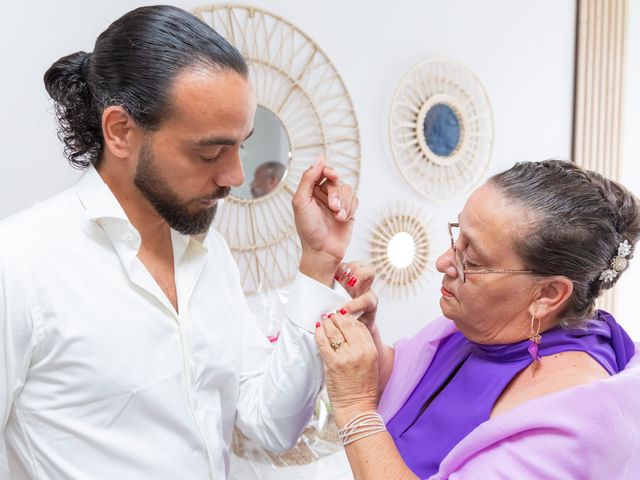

{"left": 314, "top": 321, "right": 334, "bottom": 361}
{"left": 341, "top": 290, "right": 378, "bottom": 319}
{"left": 329, "top": 311, "right": 372, "bottom": 350}
{"left": 334, "top": 261, "right": 376, "bottom": 296}
{"left": 321, "top": 313, "right": 347, "bottom": 345}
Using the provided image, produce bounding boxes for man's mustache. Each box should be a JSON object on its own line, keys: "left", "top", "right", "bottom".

{"left": 198, "top": 187, "right": 231, "bottom": 202}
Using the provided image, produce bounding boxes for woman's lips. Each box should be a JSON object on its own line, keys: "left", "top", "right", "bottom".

{"left": 441, "top": 286, "right": 455, "bottom": 298}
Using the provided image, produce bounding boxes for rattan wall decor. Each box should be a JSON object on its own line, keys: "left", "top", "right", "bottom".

{"left": 194, "top": 4, "right": 361, "bottom": 294}
{"left": 369, "top": 204, "right": 432, "bottom": 298}
{"left": 389, "top": 59, "right": 493, "bottom": 200}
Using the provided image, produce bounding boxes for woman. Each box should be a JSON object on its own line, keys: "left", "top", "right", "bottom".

{"left": 315, "top": 160, "right": 640, "bottom": 479}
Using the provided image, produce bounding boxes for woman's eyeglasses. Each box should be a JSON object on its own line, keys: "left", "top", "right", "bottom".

{"left": 447, "top": 222, "right": 533, "bottom": 283}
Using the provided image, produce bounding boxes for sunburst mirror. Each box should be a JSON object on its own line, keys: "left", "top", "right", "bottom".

{"left": 194, "top": 4, "right": 361, "bottom": 294}
{"left": 370, "top": 205, "right": 432, "bottom": 298}
{"left": 389, "top": 59, "right": 493, "bottom": 200}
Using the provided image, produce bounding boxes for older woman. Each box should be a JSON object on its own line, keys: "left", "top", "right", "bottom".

{"left": 315, "top": 160, "right": 640, "bottom": 479}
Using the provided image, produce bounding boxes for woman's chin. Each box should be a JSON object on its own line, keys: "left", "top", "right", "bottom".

{"left": 439, "top": 298, "right": 460, "bottom": 321}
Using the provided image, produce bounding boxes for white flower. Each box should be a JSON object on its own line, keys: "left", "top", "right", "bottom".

{"left": 618, "top": 240, "right": 631, "bottom": 257}
{"left": 599, "top": 269, "right": 618, "bottom": 283}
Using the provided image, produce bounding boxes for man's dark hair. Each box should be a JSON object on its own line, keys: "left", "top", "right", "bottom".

{"left": 489, "top": 159, "right": 640, "bottom": 326}
{"left": 43, "top": 5, "right": 248, "bottom": 169}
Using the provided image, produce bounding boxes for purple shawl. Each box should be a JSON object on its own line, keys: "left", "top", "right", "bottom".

{"left": 378, "top": 314, "right": 640, "bottom": 479}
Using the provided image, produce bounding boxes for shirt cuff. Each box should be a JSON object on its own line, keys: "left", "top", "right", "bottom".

{"left": 285, "top": 271, "right": 351, "bottom": 333}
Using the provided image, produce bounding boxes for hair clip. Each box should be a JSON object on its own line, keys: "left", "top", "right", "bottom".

{"left": 599, "top": 240, "right": 632, "bottom": 283}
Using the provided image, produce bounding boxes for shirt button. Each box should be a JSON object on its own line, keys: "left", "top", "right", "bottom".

{"left": 125, "top": 232, "right": 135, "bottom": 242}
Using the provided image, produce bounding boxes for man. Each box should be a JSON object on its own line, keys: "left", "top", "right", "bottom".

{"left": 250, "top": 161, "right": 287, "bottom": 198}
{"left": 0, "top": 6, "right": 356, "bottom": 479}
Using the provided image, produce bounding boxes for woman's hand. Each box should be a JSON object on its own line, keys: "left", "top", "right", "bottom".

{"left": 315, "top": 311, "right": 378, "bottom": 428}
{"left": 334, "top": 261, "right": 378, "bottom": 332}
{"left": 334, "top": 261, "right": 395, "bottom": 398}
{"left": 315, "top": 312, "right": 419, "bottom": 480}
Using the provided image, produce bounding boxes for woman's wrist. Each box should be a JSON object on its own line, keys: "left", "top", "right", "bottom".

{"left": 333, "top": 402, "right": 379, "bottom": 430}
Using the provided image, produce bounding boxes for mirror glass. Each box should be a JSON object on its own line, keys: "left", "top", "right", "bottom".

{"left": 232, "top": 105, "right": 291, "bottom": 199}
{"left": 422, "top": 103, "right": 461, "bottom": 157}
{"left": 387, "top": 232, "right": 416, "bottom": 269}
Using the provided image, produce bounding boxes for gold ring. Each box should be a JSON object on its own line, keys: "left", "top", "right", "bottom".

{"left": 330, "top": 341, "right": 343, "bottom": 351}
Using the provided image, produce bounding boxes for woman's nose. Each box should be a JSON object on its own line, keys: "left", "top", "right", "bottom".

{"left": 436, "top": 247, "right": 459, "bottom": 279}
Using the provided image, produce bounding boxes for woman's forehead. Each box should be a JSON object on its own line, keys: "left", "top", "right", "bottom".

{"left": 460, "top": 184, "right": 531, "bottom": 253}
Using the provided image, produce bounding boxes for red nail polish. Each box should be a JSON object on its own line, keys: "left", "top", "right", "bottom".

{"left": 348, "top": 277, "right": 357, "bottom": 287}
{"left": 328, "top": 313, "right": 334, "bottom": 318}
{"left": 315, "top": 321, "right": 321, "bottom": 329}
{"left": 339, "top": 308, "right": 347, "bottom": 315}
{"left": 335, "top": 274, "right": 340, "bottom": 281}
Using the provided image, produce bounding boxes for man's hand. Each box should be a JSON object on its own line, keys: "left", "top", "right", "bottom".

{"left": 292, "top": 157, "right": 358, "bottom": 286}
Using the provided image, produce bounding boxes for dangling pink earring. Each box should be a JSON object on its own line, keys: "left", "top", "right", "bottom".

{"left": 528, "top": 315, "right": 542, "bottom": 372}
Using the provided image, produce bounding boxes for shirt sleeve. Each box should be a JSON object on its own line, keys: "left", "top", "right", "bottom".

{"left": 234, "top": 271, "right": 350, "bottom": 452}
{"left": 0, "top": 249, "right": 37, "bottom": 436}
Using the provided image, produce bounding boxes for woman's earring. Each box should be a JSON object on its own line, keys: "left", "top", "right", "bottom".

{"left": 527, "top": 315, "right": 542, "bottom": 373}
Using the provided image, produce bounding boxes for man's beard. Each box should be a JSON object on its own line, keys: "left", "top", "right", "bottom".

{"left": 134, "top": 141, "right": 230, "bottom": 235}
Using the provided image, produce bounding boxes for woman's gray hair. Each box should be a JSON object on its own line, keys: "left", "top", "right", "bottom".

{"left": 489, "top": 159, "right": 640, "bottom": 327}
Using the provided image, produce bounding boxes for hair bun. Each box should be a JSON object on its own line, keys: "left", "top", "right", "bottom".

{"left": 44, "top": 51, "right": 92, "bottom": 105}
{"left": 585, "top": 170, "right": 640, "bottom": 242}
{"left": 43, "top": 51, "right": 101, "bottom": 168}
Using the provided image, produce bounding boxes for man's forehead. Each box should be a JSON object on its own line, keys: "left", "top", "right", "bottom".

{"left": 164, "top": 65, "right": 255, "bottom": 127}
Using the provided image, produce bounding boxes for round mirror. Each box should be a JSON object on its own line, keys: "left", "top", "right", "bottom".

{"left": 232, "top": 105, "right": 291, "bottom": 199}
{"left": 422, "top": 103, "right": 461, "bottom": 157}
{"left": 387, "top": 232, "right": 416, "bottom": 269}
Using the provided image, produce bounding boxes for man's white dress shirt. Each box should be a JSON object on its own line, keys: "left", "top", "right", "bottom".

{"left": 0, "top": 166, "right": 347, "bottom": 479}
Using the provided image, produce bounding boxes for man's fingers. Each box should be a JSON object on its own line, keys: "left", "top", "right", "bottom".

{"left": 344, "top": 194, "right": 359, "bottom": 221}
{"left": 324, "top": 183, "right": 355, "bottom": 221}
{"left": 312, "top": 185, "right": 330, "bottom": 209}
{"left": 321, "top": 165, "right": 339, "bottom": 182}
{"left": 292, "top": 156, "right": 325, "bottom": 207}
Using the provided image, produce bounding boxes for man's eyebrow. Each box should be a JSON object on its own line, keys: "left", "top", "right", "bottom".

{"left": 194, "top": 129, "right": 254, "bottom": 147}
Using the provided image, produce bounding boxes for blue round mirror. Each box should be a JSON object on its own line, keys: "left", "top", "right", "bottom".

{"left": 422, "top": 103, "right": 461, "bottom": 157}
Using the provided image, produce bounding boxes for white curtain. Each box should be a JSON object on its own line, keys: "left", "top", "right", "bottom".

{"left": 0, "top": 436, "right": 8, "bottom": 480}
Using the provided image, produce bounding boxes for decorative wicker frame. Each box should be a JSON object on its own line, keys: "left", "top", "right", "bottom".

{"left": 194, "top": 4, "right": 361, "bottom": 294}
{"left": 389, "top": 59, "right": 494, "bottom": 200}
{"left": 369, "top": 205, "right": 432, "bottom": 298}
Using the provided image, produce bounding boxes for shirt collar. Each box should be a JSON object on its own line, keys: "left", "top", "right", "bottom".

{"left": 75, "top": 163, "right": 210, "bottom": 248}
{"left": 75, "top": 163, "right": 129, "bottom": 222}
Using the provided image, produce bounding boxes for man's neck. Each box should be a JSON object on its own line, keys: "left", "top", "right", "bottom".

{"left": 96, "top": 162, "right": 172, "bottom": 248}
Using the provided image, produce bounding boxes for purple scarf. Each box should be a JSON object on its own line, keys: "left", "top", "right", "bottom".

{"left": 385, "top": 310, "right": 635, "bottom": 478}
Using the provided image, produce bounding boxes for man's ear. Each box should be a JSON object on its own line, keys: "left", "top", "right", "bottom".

{"left": 528, "top": 276, "right": 574, "bottom": 321}
{"left": 101, "top": 106, "right": 139, "bottom": 159}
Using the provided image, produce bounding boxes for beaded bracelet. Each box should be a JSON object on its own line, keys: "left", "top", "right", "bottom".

{"left": 338, "top": 411, "right": 387, "bottom": 446}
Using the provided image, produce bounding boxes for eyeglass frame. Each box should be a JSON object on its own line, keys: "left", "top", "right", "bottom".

{"left": 447, "top": 222, "right": 533, "bottom": 283}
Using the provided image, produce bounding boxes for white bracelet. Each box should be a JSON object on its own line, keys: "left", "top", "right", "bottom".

{"left": 338, "top": 411, "right": 387, "bottom": 446}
